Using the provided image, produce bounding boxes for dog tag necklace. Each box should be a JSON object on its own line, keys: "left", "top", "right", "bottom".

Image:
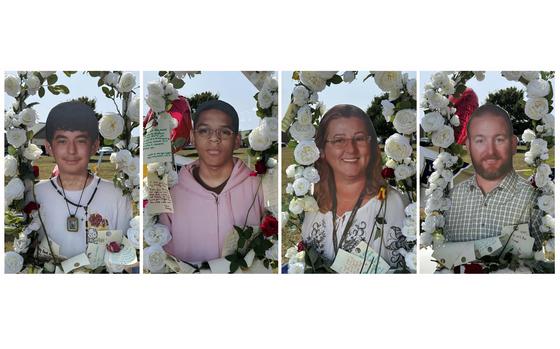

{"left": 59, "top": 173, "right": 89, "bottom": 232}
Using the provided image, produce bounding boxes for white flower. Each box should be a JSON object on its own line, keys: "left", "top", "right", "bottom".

{"left": 129, "top": 216, "right": 140, "bottom": 229}
{"left": 143, "top": 245, "right": 167, "bottom": 273}
{"left": 5, "top": 252, "right": 24, "bottom": 274}
{"left": 303, "top": 166, "right": 320, "bottom": 184}
{"left": 529, "top": 138, "right": 548, "bottom": 157}
{"left": 289, "top": 197, "right": 304, "bottom": 215}
{"left": 289, "top": 120, "right": 316, "bottom": 142}
{"left": 406, "top": 78, "right": 417, "bottom": 100}
{"left": 127, "top": 96, "right": 140, "bottom": 123}
{"left": 402, "top": 217, "right": 416, "bottom": 241}
{"left": 146, "top": 95, "right": 166, "bottom": 113}
{"left": 394, "top": 164, "right": 413, "bottom": 181}
{"left": 248, "top": 125, "right": 272, "bottom": 151}
{"left": 18, "top": 107, "right": 37, "bottom": 127}
{"left": 405, "top": 250, "right": 416, "bottom": 271}
{"left": 474, "top": 71, "right": 485, "bottom": 81}
{"left": 537, "top": 195, "right": 554, "bottom": 214}
{"left": 309, "top": 92, "right": 319, "bottom": 104}
{"left": 25, "top": 73, "right": 41, "bottom": 95}
{"left": 431, "top": 125, "right": 455, "bottom": 148}
{"left": 296, "top": 105, "right": 313, "bottom": 125}
{"left": 294, "top": 140, "right": 320, "bottom": 166}
{"left": 286, "top": 164, "right": 299, "bottom": 178}
{"left": 262, "top": 116, "right": 278, "bottom": 141}
{"left": 525, "top": 98, "right": 548, "bottom": 120}
{"left": 266, "top": 158, "right": 277, "bottom": 168}
{"left": 5, "top": 177, "right": 25, "bottom": 207}
{"left": 421, "top": 111, "right": 445, "bottom": 133}
{"left": 527, "top": 79, "right": 551, "bottom": 98}
{"left": 99, "top": 112, "right": 124, "bottom": 140}
{"left": 374, "top": 71, "right": 403, "bottom": 92}
{"left": 542, "top": 214, "right": 554, "bottom": 232}
{"left": 302, "top": 195, "right": 319, "bottom": 212}
{"left": 381, "top": 100, "right": 395, "bottom": 122}
{"left": 342, "top": 71, "right": 355, "bottom": 83}
{"left": 431, "top": 72, "right": 451, "bottom": 89}
{"left": 22, "top": 143, "right": 42, "bottom": 161}
{"left": 393, "top": 109, "right": 416, "bottom": 135}
{"left": 292, "top": 177, "right": 311, "bottom": 196}
{"left": 420, "top": 232, "right": 433, "bottom": 246}
{"left": 6, "top": 128, "right": 27, "bottom": 148}
{"left": 112, "top": 149, "right": 132, "bottom": 166}
{"left": 522, "top": 129, "right": 536, "bottom": 143}
{"left": 285, "top": 183, "right": 294, "bottom": 195}
{"left": 124, "top": 156, "right": 140, "bottom": 177}
{"left": 427, "top": 93, "right": 450, "bottom": 111}
{"left": 147, "top": 81, "right": 165, "bottom": 96}
{"left": 5, "top": 155, "right": 18, "bottom": 177}
{"left": 117, "top": 72, "right": 136, "bottom": 93}
{"left": 300, "top": 71, "right": 327, "bottom": 92}
{"left": 542, "top": 114, "right": 554, "bottom": 132}
{"left": 292, "top": 85, "right": 310, "bottom": 106}
{"left": 384, "top": 134, "right": 412, "bottom": 162}
{"left": 5, "top": 75, "right": 21, "bottom": 97}
{"left": 535, "top": 164, "right": 552, "bottom": 188}
{"left": 502, "top": 71, "right": 522, "bottom": 81}
{"left": 145, "top": 223, "right": 172, "bottom": 246}
{"left": 405, "top": 202, "right": 416, "bottom": 218}
{"left": 258, "top": 89, "right": 274, "bottom": 109}
{"left": 104, "top": 72, "right": 120, "bottom": 86}
{"left": 288, "top": 262, "right": 305, "bottom": 274}
{"left": 422, "top": 214, "right": 445, "bottom": 234}
{"left": 315, "top": 71, "right": 337, "bottom": 80}
{"left": 449, "top": 115, "right": 460, "bottom": 127}
{"left": 521, "top": 71, "right": 540, "bottom": 81}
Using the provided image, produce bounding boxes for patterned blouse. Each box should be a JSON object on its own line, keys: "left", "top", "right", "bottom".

{"left": 301, "top": 187, "right": 407, "bottom": 269}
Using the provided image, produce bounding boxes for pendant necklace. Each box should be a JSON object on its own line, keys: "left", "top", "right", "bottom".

{"left": 57, "top": 173, "right": 89, "bottom": 232}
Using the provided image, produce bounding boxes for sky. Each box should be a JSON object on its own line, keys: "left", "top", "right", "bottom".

{"left": 419, "top": 71, "right": 555, "bottom": 119}
{"left": 281, "top": 71, "right": 416, "bottom": 113}
{"left": 143, "top": 71, "right": 272, "bottom": 131}
{"left": 4, "top": 71, "right": 141, "bottom": 136}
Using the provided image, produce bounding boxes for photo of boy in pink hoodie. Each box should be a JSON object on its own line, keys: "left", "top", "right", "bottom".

{"left": 159, "top": 100, "right": 265, "bottom": 264}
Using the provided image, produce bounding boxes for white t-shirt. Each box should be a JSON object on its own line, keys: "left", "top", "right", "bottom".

{"left": 301, "top": 187, "right": 406, "bottom": 269}
{"left": 32, "top": 175, "right": 132, "bottom": 258}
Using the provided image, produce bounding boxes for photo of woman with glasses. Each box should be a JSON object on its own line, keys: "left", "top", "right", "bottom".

{"left": 300, "top": 104, "right": 408, "bottom": 271}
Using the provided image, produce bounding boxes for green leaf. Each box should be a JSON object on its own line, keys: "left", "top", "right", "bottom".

{"left": 63, "top": 71, "right": 76, "bottom": 77}
{"left": 47, "top": 85, "right": 60, "bottom": 95}
{"left": 56, "top": 85, "right": 70, "bottom": 94}
{"left": 102, "top": 86, "right": 110, "bottom": 95}
{"left": 292, "top": 71, "right": 300, "bottom": 80}
{"left": 171, "top": 77, "right": 185, "bottom": 89}
{"left": 103, "top": 139, "right": 113, "bottom": 146}
{"left": 329, "top": 74, "right": 343, "bottom": 84}
{"left": 158, "top": 71, "right": 167, "bottom": 77}
{"left": 8, "top": 146, "right": 17, "bottom": 155}
{"left": 47, "top": 74, "right": 58, "bottom": 85}
{"left": 26, "top": 102, "right": 39, "bottom": 108}
{"left": 38, "top": 86, "right": 45, "bottom": 98}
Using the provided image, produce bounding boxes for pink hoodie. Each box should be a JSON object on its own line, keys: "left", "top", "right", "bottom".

{"left": 160, "top": 158, "right": 264, "bottom": 263}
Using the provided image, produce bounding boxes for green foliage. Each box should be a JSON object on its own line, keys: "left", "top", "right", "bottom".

{"left": 187, "top": 91, "right": 220, "bottom": 113}
{"left": 366, "top": 93, "right": 396, "bottom": 139}
{"left": 485, "top": 87, "right": 529, "bottom": 137}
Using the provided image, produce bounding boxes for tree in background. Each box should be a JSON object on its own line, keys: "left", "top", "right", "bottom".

{"left": 485, "top": 87, "right": 528, "bottom": 137}
{"left": 366, "top": 92, "right": 396, "bottom": 141}
{"left": 187, "top": 91, "right": 220, "bottom": 114}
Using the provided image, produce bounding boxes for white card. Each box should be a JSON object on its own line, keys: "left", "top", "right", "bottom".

{"left": 501, "top": 224, "right": 534, "bottom": 258}
{"left": 208, "top": 257, "right": 233, "bottom": 274}
{"left": 432, "top": 241, "right": 476, "bottom": 269}
{"left": 350, "top": 241, "right": 391, "bottom": 274}
{"left": 61, "top": 253, "right": 91, "bottom": 273}
{"left": 35, "top": 238, "right": 63, "bottom": 260}
{"left": 146, "top": 173, "right": 174, "bottom": 215}
{"left": 474, "top": 236, "right": 503, "bottom": 258}
{"left": 165, "top": 255, "right": 197, "bottom": 274}
{"left": 143, "top": 117, "right": 172, "bottom": 163}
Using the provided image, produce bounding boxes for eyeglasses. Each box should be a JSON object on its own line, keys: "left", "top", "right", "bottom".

{"left": 194, "top": 127, "right": 235, "bottom": 140}
{"left": 325, "top": 135, "right": 372, "bottom": 149}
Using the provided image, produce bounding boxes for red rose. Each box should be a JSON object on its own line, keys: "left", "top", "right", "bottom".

{"left": 463, "top": 263, "right": 484, "bottom": 274}
{"left": 23, "top": 202, "right": 40, "bottom": 214}
{"left": 260, "top": 215, "right": 278, "bottom": 237}
{"left": 106, "top": 241, "right": 122, "bottom": 253}
{"left": 32, "top": 165, "right": 40, "bottom": 178}
{"left": 255, "top": 159, "right": 267, "bottom": 175}
{"left": 297, "top": 240, "right": 306, "bottom": 252}
{"left": 143, "top": 199, "right": 149, "bottom": 208}
{"left": 88, "top": 213, "right": 103, "bottom": 227}
{"left": 249, "top": 171, "right": 258, "bottom": 177}
{"left": 381, "top": 167, "right": 394, "bottom": 179}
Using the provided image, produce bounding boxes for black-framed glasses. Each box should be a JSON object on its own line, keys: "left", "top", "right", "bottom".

{"left": 194, "top": 126, "right": 235, "bottom": 140}
{"left": 325, "top": 135, "right": 372, "bottom": 149}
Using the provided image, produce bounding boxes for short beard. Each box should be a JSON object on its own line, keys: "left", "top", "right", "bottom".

{"left": 472, "top": 157, "right": 513, "bottom": 181}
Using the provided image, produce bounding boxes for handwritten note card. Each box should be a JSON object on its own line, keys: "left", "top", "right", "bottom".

{"left": 146, "top": 172, "right": 174, "bottom": 215}
{"left": 143, "top": 118, "right": 172, "bottom": 164}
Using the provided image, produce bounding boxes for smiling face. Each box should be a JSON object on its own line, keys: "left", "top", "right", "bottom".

{"left": 46, "top": 130, "right": 99, "bottom": 176}
{"left": 192, "top": 109, "right": 240, "bottom": 169}
{"left": 466, "top": 114, "right": 516, "bottom": 181}
{"left": 322, "top": 116, "right": 372, "bottom": 181}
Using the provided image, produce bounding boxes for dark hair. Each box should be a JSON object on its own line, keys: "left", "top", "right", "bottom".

{"left": 193, "top": 99, "right": 239, "bottom": 133}
{"left": 467, "top": 103, "right": 513, "bottom": 138}
{"left": 46, "top": 101, "right": 99, "bottom": 143}
{"left": 314, "top": 104, "right": 385, "bottom": 213}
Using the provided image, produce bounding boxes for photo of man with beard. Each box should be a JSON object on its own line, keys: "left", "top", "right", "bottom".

{"left": 444, "top": 104, "right": 544, "bottom": 250}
